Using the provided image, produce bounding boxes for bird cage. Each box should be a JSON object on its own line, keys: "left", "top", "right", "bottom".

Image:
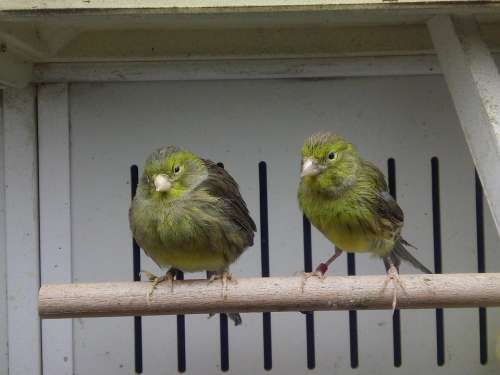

{"left": 1, "top": 1, "right": 500, "bottom": 375}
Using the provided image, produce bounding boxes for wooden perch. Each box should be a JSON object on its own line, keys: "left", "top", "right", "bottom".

{"left": 39, "top": 273, "right": 500, "bottom": 319}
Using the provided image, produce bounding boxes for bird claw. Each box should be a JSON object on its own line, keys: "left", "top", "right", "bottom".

{"left": 141, "top": 269, "right": 175, "bottom": 301}
{"left": 300, "top": 263, "right": 328, "bottom": 292}
{"left": 206, "top": 274, "right": 243, "bottom": 326}
{"left": 304, "top": 270, "right": 326, "bottom": 280}
{"left": 382, "top": 265, "right": 405, "bottom": 313}
{"left": 208, "top": 271, "right": 235, "bottom": 299}
{"left": 140, "top": 270, "right": 157, "bottom": 282}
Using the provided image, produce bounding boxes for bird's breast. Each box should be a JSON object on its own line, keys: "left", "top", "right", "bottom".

{"left": 300, "top": 190, "right": 378, "bottom": 253}
{"left": 317, "top": 214, "right": 374, "bottom": 252}
{"left": 130, "top": 195, "right": 241, "bottom": 272}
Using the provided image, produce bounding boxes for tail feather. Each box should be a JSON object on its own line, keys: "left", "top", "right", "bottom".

{"left": 392, "top": 241, "right": 432, "bottom": 274}
{"left": 400, "top": 238, "right": 417, "bottom": 250}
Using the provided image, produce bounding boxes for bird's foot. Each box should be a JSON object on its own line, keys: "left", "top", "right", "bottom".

{"left": 382, "top": 265, "right": 405, "bottom": 313}
{"left": 301, "top": 263, "right": 328, "bottom": 292}
{"left": 208, "top": 271, "right": 235, "bottom": 299}
{"left": 141, "top": 269, "right": 175, "bottom": 301}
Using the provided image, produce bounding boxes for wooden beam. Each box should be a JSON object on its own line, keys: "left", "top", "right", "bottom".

{"left": 39, "top": 273, "right": 500, "bottom": 319}
{"left": 427, "top": 15, "right": 500, "bottom": 233}
{"left": 33, "top": 56, "right": 440, "bottom": 83}
{"left": 2, "top": 0, "right": 500, "bottom": 13}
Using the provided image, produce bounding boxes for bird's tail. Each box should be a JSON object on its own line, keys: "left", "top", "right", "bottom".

{"left": 391, "top": 240, "right": 433, "bottom": 274}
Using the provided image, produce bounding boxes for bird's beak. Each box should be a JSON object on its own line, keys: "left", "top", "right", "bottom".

{"left": 154, "top": 174, "right": 172, "bottom": 192}
{"left": 301, "top": 158, "right": 321, "bottom": 177}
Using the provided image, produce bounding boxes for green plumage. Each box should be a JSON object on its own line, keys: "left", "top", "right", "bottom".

{"left": 298, "top": 132, "right": 431, "bottom": 273}
{"left": 129, "top": 146, "right": 256, "bottom": 274}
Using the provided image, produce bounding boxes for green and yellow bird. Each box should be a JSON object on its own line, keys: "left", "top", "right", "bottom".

{"left": 129, "top": 146, "right": 256, "bottom": 325}
{"left": 298, "top": 132, "right": 431, "bottom": 308}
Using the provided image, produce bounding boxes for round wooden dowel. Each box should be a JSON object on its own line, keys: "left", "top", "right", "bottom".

{"left": 39, "top": 273, "right": 500, "bottom": 319}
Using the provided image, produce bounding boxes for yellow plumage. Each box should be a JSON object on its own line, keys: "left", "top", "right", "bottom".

{"left": 298, "top": 132, "right": 431, "bottom": 277}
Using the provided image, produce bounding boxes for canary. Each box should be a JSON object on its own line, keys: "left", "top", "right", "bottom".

{"left": 129, "top": 146, "right": 256, "bottom": 325}
{"left": 298, "top": 132, "right": 431, "bottom": 309}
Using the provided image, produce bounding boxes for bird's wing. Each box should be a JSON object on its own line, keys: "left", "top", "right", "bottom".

{"left": 375, "top": 191, "right": 404, "bottom": 227}
{"left": 197, "top": 159, "right": 256, "bottom": 247}
{"left": 360, "top": 160, "right": 403, "bottom": 225}
{"left": 362, "top": 160, "right": 389, "bottom": 192}
{"left": 370, "top": 190, "right": 405, "bottom": 249}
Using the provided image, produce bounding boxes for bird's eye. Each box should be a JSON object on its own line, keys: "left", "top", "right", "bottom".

{"left": 328, "top": 151, "right": 336, "bottom": 160}
{"left": 173, "top": 165, "right": 181, "bottom": 174}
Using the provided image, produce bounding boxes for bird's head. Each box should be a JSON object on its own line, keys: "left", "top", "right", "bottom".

{"left": 300, "top": 132, "right": 360, "bottom": 194}
{"left": 140, "top": 146, "right": 208, "bottom": 200}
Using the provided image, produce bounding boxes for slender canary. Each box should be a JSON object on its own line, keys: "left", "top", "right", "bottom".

{"left": 129, "top": 146, "right": 256, "bottom": 325}
{"left": 298, "top": 132, "right": 431, "bottom": 307}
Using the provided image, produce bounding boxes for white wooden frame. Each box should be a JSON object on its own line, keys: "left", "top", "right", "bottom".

{"left": 0, "top": 0, "right": 495, "bottom": 10}
{"left": 38, "top": 83, "right": 73, "bottom": 375}
{"left": 33, "top": 56, "right": 441, "bottom": 83}
{"left": 30, "top": 54, "right": 497, "bottom": 84}
{"left": 0, "top": 90, "right": 8, "bottom": 375}
{"left": 428, "top": 15, "right": 500, "bottom": 233}
{"left": 3, "top": 86, "right": 40, "bottom": 375}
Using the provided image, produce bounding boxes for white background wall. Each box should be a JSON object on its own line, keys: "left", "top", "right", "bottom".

{"left": 69, "top": 76, "right": 499, "bottom": 374}
{"left": 1, "top": 70, "right": 500, "bottom": 375}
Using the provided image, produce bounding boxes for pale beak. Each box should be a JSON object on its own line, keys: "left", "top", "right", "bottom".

{"left": 301, "top": 158, "right": 321, "bottom": 177}
{"left": 154, "top": 174, "right": 172, "bottom": 192}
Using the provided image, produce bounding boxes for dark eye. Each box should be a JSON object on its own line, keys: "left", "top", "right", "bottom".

{"left": 173, "top": 165, "right": 181, "bottom": 174}
{"left": 328, "top": 151, "right": 336, "bottom": 160}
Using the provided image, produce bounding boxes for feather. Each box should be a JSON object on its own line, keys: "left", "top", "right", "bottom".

{"left": 198, "top": 159, "right": 256, "bottom": 247}
{"left": 391, "top": 241, "right": 433, "bottom": 274}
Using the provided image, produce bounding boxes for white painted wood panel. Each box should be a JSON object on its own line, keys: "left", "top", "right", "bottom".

{"left": 30, "top": 54, "right": 500, "bottom": 85}
{"left": 32, "top": 56, "right": 441, "bottom": 83}
{"left": 428, "top": 15, "right": 500, "bottom": 234}
{"left": 3, "top": 86, "right": 41, "bottom": 375}
{"left": 1, "top": 0, "right": 492, "bottom": 10}
{"left": 0, "top": 91, "right": 9, "bottom": 375}
{"left": 65, "top": 76, "right": 499, "bottom": 374}
{"left": 38, "top": 83, "right": 74, "bottom": 375}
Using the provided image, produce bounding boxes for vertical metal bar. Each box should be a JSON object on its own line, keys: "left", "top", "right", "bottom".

{"left": 216, "top": 162, "right": 229, "bottom": 372}
{"left": 220, "top": 313, "right": 229, "bottom": 372}
{"left": 475, "top": 170, "right": 487, "bottom": 365}
{"left": 431, "top": 157, "right": 445, "bottom": 366}
{"left": 347, "top": 254, "right": 358, "bottom": 369}
{"left": 302, "top": 216, "right": 316, "bottom": 370}
{"left": 130, "top": 165, "right": 143, "bottom": 374}
{"left": 387, "top": 158, "right": 402, "bottom": 367}
{"left": 176, "top": 270, "right": 186, "bottom": 373}
{"left": 259, "top": 161, "right": 273, "bottom": 371}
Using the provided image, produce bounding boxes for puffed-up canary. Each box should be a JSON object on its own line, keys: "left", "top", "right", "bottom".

{"left": 298, "top": 132, "right": 431, "bottom": 309}
{"left": 130, "top": 146, "right": 256, "bottom": 325}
